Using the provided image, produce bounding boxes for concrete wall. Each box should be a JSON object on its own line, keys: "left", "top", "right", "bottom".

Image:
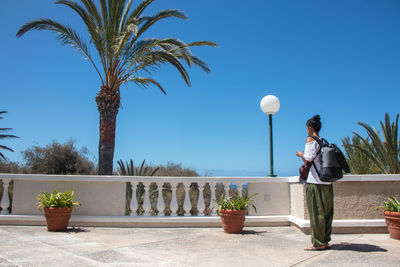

{"left": 334, "top": 181, "right": 400, "bottom": 219}
{"left": 289, "top": 183, "right": 307, "bottom": 219}
{"left": 12, "top": 180, "right": 126, "bottom": 216}
{"left": 247, "top": 182, "right": 290, "bottom": 216}
{"left": 289, "top": 180, "right": 400, "bottom": 220}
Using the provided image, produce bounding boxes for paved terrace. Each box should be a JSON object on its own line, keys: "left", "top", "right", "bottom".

{"left": 0, "top": 226, "right": 398, "bottom": 266}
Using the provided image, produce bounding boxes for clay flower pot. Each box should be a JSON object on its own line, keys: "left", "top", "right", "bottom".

{"left": 44, "top": 207, "right": 72, "bottom": 232}
{"left": 219, "top": 209, "right": 247, "bottom": 233}
{"left": 384, "top": 211, "right": 400, "bottom": 240}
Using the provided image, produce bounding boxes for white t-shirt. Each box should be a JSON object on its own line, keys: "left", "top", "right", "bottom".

{"left": 303, "top": 140, "right": 331, "bottom": 185}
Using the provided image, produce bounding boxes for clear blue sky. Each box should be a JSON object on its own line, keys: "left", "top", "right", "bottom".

{"left": 1, "top": 0, "right": 400, "bottom": 176}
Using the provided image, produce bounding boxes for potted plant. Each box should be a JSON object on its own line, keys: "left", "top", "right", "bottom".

{"left": 213, "top": 193, "right": 257, "bottom": 233}
{"left": 37, "top": 189, "right": 80, "bottom": 232}
{"left": 375, "top": 197, "right": 400, "bottom": 240}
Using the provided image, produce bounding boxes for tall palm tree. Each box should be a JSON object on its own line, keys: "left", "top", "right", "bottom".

{"left": 351, "top": 113, "right": 400, "bottom": 174}
{"left": 17, "top": 0, "right": 217, "bottom": 175}
{"left": 0, "top": 111, "right": 19, "bottom": 160}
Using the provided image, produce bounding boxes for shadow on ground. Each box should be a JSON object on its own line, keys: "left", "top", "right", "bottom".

{"left": 240, "top": 230, "right": 268, "bottom": 235}
{"left": 65, "top": 227, "right": 90, "bottom": 234}
{"left": 331, "top": 243, "right": 388, "bottom": 252}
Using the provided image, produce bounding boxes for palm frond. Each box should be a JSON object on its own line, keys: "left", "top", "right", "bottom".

{"left": 131, "top": 9, "right": 188, "bottom": 45}
{"left": 127, "top": 77, "right": 166, "bottom": 94}
{"left": 57, "top": 0, "right": 105, "bottom": 62}
{"left": 80, "top": 0, "right": 103, "bottom": 27}
{"left": 0, "top": 145, "right": 14, "bottom": 152}
{"left": 119, "top": 0, "right": 133, "bottom": 31}
{"left": 351, "top": 113, "right": 400, "bottom": 174}
{"left": 0, "top": 134, "right": 18, "bottom": 139}
{"left": 187, "top": 41, "right": 218, "bottom": 47}
{"left": 125, "top": 0, "right": 156, "bottom": 25}
{"left": 16, "top": 18, "right": 104, "bottom": 84}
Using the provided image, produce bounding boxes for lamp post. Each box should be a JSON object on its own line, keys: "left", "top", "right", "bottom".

{"left": 260, "top": 95, "right": 280, "bottom": 177}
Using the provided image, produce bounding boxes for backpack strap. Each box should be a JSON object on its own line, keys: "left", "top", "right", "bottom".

{"left": 309, "top": 136, "right": 323, "bottom": 178}
{"left": 311, "top": 161, "right": 321, "bottom": 178}
{"left": 310, "top": 136, "right": 325, "bottom": 147}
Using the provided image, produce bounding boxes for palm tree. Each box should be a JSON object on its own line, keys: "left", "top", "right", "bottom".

{"left": 341, "top": 135, "right": 380, "bottom": 174}
{"left": 351, "top": 113, "right": 400, "bottom": 174}
{"left": 0, "top": 111, "right": 19, "bottom": 160}
{"left": 16, "top": 0, "right": 217, "bottom": 175}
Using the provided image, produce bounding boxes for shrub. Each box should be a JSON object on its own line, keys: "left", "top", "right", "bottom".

{"left": 22, "top": 140, "right": 96, "bottom": 175}
{"left": 0, "top": 160, "right": 21, "bottom": 173}
{"left": 153, "top": 162, "right": 199, "bottom": 176}
{"left": 349, "top": 113, "right": 400, "bottom": 174}
{"left": 341, "top": 136, "right": 380, "bottom": 174}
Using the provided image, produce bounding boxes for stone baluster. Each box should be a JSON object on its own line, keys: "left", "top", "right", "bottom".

{"left": 210, "top": 182, "right": 217, "bottom": 216}
{"left": 220, "top": 182, "right": 226, "bottom": 199}
{"left": 0, "top": 179, "right": 11, "bottom": 215}
{"left": 156, "top": 182, "right": 163, "bottom": 216}
{"left": 183, "top": 182, "right": 192, "bottom": 216}
{"left": 129, "top": 182, "right": 137, "bottom": 216}
{"left": 142, "top": 182, "right": 151, "bottom": 216}
{"left": 197, "top": 182, "right": 205, "bottom": 216}
{"left": 226, "top": 183, "right": 236, "bottom": 197}
{"left": 236, "top": 182, "right": 243, "bottom": 197}
{"left": 170, "top": 182, "right": 178, "bottom": 216}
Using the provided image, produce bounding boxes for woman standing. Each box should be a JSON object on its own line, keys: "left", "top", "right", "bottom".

{"left": 296, "top": 115, "right": 333, "bottom": 251}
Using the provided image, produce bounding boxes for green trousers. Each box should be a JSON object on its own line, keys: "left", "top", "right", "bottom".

{"left": 306, "top": 183, "right": 334, "bottom": 247}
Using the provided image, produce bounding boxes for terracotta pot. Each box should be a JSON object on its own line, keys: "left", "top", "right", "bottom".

{"left": 219, "top": 209, "right": 247, "bottom": 233}
{"left": 384, "top": 211, "right": 400, "bottom": 240}
{"left": 44, "top": 207, "right": 72, "bottom": 232}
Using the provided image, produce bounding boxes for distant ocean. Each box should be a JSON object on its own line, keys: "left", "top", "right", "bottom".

{"left": 198, "top": 169, "right": 296, "bottom": 177}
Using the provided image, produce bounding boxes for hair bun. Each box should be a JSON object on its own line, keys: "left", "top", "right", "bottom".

{"left": 312, "top": 115, "right": 321, "bottom": 122}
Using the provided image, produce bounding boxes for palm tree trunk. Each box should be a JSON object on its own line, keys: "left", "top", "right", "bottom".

{"left": 96, "top": 86, "right": 120, "bottom": 175}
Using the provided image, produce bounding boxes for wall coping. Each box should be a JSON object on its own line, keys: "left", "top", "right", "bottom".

{"left": 0, "top": 215, "right": 386, "bottom": 228}
{"left": 287, "top": 174, "right": 400, "bottom": 183}
{"left": 1, "top": 173, "right": 399, "bottom": 183}
{"left": 0, "top": 173, "right": 290, "bottom": 183}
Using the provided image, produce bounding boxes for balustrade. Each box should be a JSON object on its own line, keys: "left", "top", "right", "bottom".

{"left": 0, "top": 175, "right": 255, "bottom": 217}
{"left": 123, "top": 180, "right": 244, "bottom": 217}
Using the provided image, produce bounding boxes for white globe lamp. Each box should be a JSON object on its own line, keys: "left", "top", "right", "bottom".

{"left": 260, "top": 95, "right": 280, "bottom": 177}
{"left": 260, "top": 95, "right": 280, "bottom": 115}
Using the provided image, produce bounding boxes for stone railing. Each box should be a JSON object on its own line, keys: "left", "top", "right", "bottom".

{"left": 0, "top": 174, "right": 287, "bottom": 217}
{"left": 1, "top": 173, "right": 399, "bottom": 233}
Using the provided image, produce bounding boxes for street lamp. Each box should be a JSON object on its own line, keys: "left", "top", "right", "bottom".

{"left": 260, "top": 95, "right": 280, "bottom": 177}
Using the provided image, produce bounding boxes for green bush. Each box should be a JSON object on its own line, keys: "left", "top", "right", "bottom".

{"left": 0, "top": 160, "right": 22, "bottom": 173}
{"left": 348, "top": 113, "right": 399, "bottom": 174}
{"left": 342, "top": 136, "right": 380, "bottom": 174}
{"left": 153, "top": 162, "right": 199, "bottom": 176}
{"left": 22, "top": 140, "right": 96, "bottom": 175}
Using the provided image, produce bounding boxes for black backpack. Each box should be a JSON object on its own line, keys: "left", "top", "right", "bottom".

{"left": 311, "top": 136, "right": 351, "bottom": 182}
